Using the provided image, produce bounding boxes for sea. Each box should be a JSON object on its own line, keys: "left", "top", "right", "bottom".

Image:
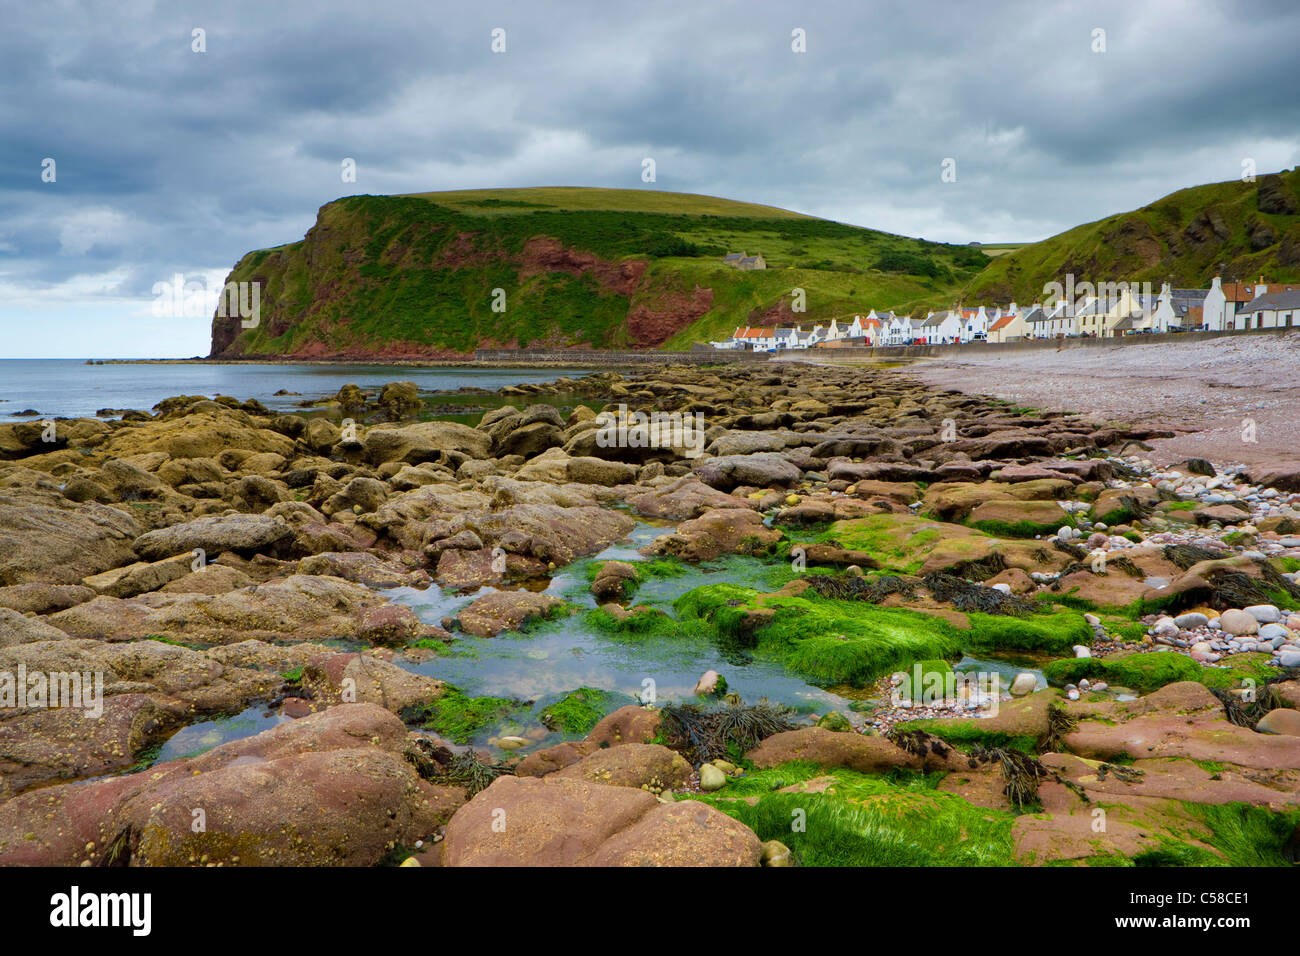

{"left": 0, "top": 360, "right": 598, "bottom": 421}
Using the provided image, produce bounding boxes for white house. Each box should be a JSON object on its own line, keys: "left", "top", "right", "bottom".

{"left": 1237, "top": 289, "right": 1300, "bottom": 329}
{"left": 920, "top": 310, "right": 962, "bottom": 343}
{"left": 958, "top": 306, "right": 997, "bottom": 342}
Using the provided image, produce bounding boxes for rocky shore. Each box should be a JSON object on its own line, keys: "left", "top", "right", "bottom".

{"left": 1, "top": 362, "right": 1298, "bottom": 867}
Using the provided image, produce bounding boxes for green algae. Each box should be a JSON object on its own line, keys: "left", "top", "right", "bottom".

{"left": 673, "top": 584, "right": 963, "bottom": 686}
{"left": 539, "top": 687, "right": 625, "bottom": 735}
{"left": 682, "top": 761, "right": 1019, "bottom": 866}
{"left": 1044, "top": 650, "right": 1281, "bottom": 693}
{"left": 405, "top": 687, "right": 528, "bottom": 744}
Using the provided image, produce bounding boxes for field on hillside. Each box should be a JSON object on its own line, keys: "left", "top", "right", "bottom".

{"left": 400, "top": 186, "right": 815, "bottom": 219}
{"left": 213, "top": 188, "right": 988, "bottom": 357}
{"left": 964, "top": 171, "right": 1300, "bottom": 303}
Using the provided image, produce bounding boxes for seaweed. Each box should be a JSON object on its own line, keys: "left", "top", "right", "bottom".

{"left": 1038, "top": 702, "right": 1078, "bottom": 753}
{"left": 1210, "top": 681, "right": 1286, "bottom": 730}
{"left": 432, "top": 748, "right": 515, "bottom": 798}
{"left": 805, "top": 573, "right": 916, "bottom": 603}
{"left": 1162, "top": 543, "right": 1228, "bottom": 570}
{"left": 921, "top": 571, "right": 1034, "bottom": 615}
{"left": 658, "top": 699, "right": 796, "bottom": 764}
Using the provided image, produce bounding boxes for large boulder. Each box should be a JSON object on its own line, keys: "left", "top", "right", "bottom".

{"left": 456, "top": 590, "right": 563, "bottom": 637}
{"left": 0, "top": 704, "right": 462, "bottom": 866}
{"left": 693, "top": 453, "right": 802, "bottom": 491}
{"left": 441, "top": 775, "right": 761, "bottom": 866}
{"left": 0, "top": 491, "right": 143, "bottom": 586}
{"left": 361, "top": 421, "right": 491, "bottom": 466}
{"left": 625, "top": 477, "right": 751, "bottom": 519}
{"left": 132, "top": 513, "right": 293, "bottom": 561}
{"left": 644, "top": 508, "right": 781, "bottom": 562}
{"left": 48, "top": 574, "right": 432, "bottom": 645}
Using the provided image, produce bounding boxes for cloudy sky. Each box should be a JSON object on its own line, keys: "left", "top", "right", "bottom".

{"left": 2, "top": 0, "right": 1297, "bottom": 358}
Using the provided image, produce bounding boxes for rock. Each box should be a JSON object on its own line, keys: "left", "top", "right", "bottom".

{"left": 1255, "top": 709, "right": 1300, "bottom": 736}
{"left": 440, "top": 776, "right": 761, "bottom": 866}
{"left": 377, "top": 381, "right": 421, "bottom": 412}
{"left": 497, "top": 736, "right": 530, "bottom": 751}
{"left": 692, "top": 453, "right": 801, "bottom": 491}
{"left": 0, "top": 704, "right": 462, "bottom": 865}
{"left": 693, "top": 669, "right": 722, "bottom": 696}
{"left": 1173, "top": 612, "right": 1209, "bottom": 629}
{"left": 698, "top": 763, "right": 727, "bottom": 791}
{"left": 0, "top": 583, "right": 95, "bottom": 615}
{"left": 82, "top": 554, "right": 194, "bottom": 598}
{"left": 566, "top": 457, "right": 639, "bottom": 487}
{"left": 0, "top": 492, "right": 143, "bottom": 586}
{"left": 297, "top": 551, "right": 430, "bottom": 589}
{"left": 816, "top": 711, "right": 852, "bottom": 732}
{"left": 362, "top": 421, "right": 492, "bottom": 466}
{"left": 300, "top": 652, "right": 444, "bottom": 714}
{"left": 133, "top": 514, "right": 293, "bottom": 561}
{"left": 553, "top": 743, "right": 691, "bottom": 790}
{"left": 1218, "top": 609, "right": 1260, "bottom": 636}
{"left": 761, "top": 839, "right": 794, "bottom": 867}
{"left": 48, "top": 574, "right": 430, "bottom": 645}
{"left": 644, "top": 508, "right": 781, "bottom": 562}
{"left": 591, "top": 561, "right": 639, "bottom": 601}
{"left": 625, "top": 477, "right": 751, "bottom": 520}
{"left": 1258, "top": 623, "right": 1289, "bottom": 642}
{"left": 747, "top": 727, "right": 963, "bottom": 774}
{"left": 1243, "top": 604, "right": 1281, "bottom": 624}
{"left": 1279, "top": 650, "right": 1300, "bottom": 668}
{"left": 457, "top": 591, "right": 563, "bottom": 637}
{"left": 1073, "top": 645, "right": 1092, "bottom": 658}
{"left": 1009, "top": 672, "right": 1038, "bottom": 696}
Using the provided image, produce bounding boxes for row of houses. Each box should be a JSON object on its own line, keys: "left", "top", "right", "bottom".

{"left": 709, "top": 277, "right": 1300, "bottom": 350}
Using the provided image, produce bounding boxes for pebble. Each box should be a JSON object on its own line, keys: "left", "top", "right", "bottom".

{"left": 1072, "top": 645, "right": 1092, "bottom": 658}
{"left": 1218, "top": 609, "right": 1259, "bottom": 636}
{"left": 1009, "top": 672, "right": 1037, "bottom": 696}
{"left": 699, "top": 764, "right": 727, "bottom": 792}
{"left": 1258, "top": 623, "right": 1290, "bottom": 642}
{"left": 1243, "top": 604, "right": 1281, "bottom": 624}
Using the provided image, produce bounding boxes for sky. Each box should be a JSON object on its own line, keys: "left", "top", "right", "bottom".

{"left": 1, "top": 0, "right": 1297, "bottom": 358}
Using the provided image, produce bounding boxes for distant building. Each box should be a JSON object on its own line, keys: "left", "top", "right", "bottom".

{"left": 723, "top": 251, "right": 766, "bottom": 270}
{"left": 1237, "top": 289, "right": 1300, "bottom": 329}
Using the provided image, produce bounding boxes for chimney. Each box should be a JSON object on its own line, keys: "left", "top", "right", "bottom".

{"left": 1211, "top": 276, "right": 1221, "bottom": 291}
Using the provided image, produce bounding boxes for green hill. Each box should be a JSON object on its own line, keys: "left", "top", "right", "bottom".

{"left": 208, "top": 187, "right": 988, "bottom": 358}
{"left": 960, "top": 170, "right": 1300, "bottom": 304}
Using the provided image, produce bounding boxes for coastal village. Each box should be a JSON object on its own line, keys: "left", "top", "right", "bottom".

{"left": 711, "top": 275, "right": 1300, "bottom": 350}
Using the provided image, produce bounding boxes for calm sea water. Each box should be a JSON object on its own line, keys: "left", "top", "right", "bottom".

{"left": 0, "top": 360, "right": 597, "bottom": 420}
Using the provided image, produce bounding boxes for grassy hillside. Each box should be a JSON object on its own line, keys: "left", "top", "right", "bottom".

{"left": 962, "top": 170, "right": 1300, "bottom": 304}
{"left": 209, "top": 187, "right": 988, "bottom": 357}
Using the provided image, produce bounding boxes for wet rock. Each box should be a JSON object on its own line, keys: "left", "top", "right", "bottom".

{"left": 591, "top": 560, "right": 639, "bottom": 601}
{"left": 644, "top": 508, "right": 781, "bottom": 562}
{"left": 457, "top": 590, "right": 563, "bottom": 637}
